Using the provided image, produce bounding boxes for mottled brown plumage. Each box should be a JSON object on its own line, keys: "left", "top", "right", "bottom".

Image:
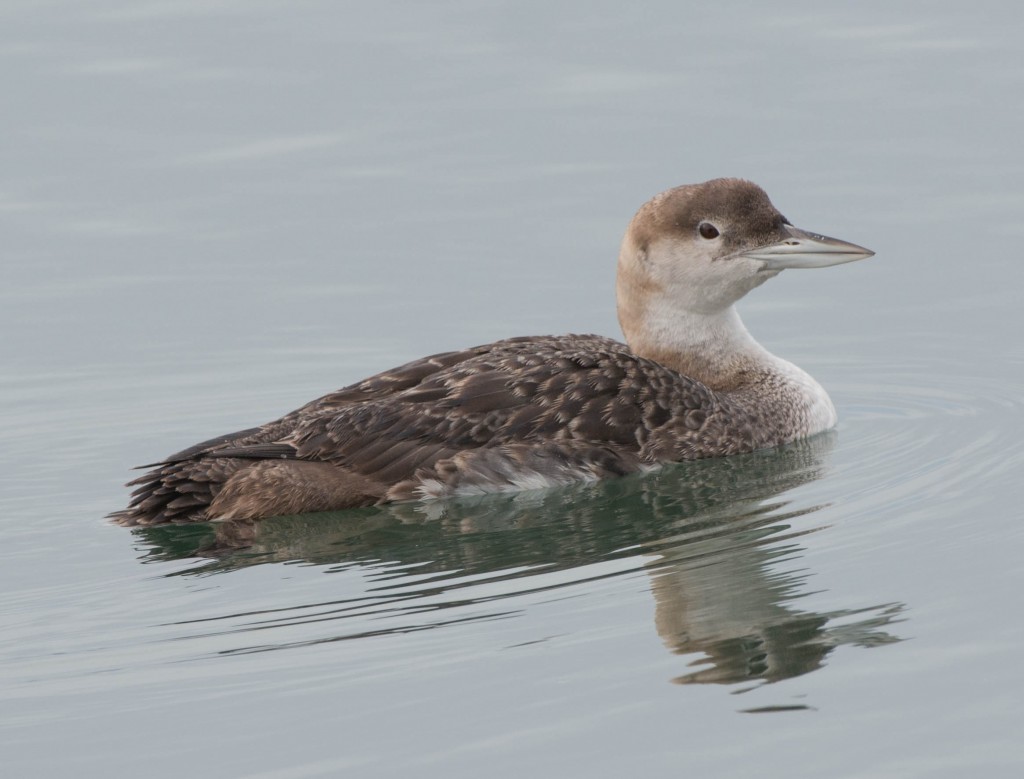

{"left": 112, "top": 179, "right": 873, "bottom": 526}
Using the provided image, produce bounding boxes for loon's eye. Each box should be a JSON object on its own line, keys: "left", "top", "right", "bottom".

{"left": 698, "top": 222, "right": 720, "bottom": 240}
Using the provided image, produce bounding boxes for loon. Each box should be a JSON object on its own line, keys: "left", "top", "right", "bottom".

{"left": 113, "top": 178, "right": 873, "bottom": 526}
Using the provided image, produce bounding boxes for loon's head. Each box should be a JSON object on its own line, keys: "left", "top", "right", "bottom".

{"left": 615, "top": 178, "right": 874, "bottom": 384}
{"left": 617, "top": 177, "right": 874, "bottom": 326}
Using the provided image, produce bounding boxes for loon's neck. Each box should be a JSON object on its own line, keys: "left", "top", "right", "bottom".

{"left": 622, "top": 302, "right": 837, "bottom": 437}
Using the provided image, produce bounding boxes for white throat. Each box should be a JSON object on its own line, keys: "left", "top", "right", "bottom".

{"left": 621, "top": 298, "right": 838, "bottom": 437}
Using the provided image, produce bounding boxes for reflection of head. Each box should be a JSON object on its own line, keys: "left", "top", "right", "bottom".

{"left": 671, "top": 614, "right": 832, "bottom": 686}
{"left": 642, "top": 436, "right": 904, "bottom": 688}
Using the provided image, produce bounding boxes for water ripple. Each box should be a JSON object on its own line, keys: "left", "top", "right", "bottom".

{"left": 834, "top": 363, "right": 1024, "bottom": 531}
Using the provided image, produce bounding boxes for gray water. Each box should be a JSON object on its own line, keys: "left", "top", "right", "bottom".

{"left": 3, "top": 1, "right": 1024, "bottom": 777}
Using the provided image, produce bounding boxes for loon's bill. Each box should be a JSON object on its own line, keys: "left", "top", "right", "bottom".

{"left": 738, "top": 224, "right": 875, "bottom": 269}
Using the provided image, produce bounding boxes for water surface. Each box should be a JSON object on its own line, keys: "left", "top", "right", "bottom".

{"left": 3, "top": 2, "right": 1024, "bottom": 777}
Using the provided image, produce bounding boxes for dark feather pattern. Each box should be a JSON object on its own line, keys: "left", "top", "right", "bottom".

{"left": 111, "top": 334, "right": 810, "bottom": 526}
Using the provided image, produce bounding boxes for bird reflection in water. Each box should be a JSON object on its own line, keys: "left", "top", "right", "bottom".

{"left": 131, "top": 432, "right": 903, "bottom": 689}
